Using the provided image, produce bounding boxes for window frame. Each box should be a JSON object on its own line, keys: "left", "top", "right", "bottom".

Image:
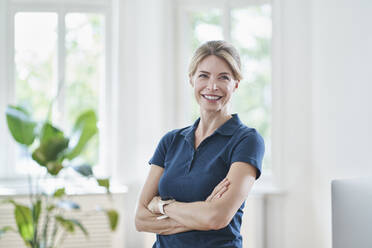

{"left": 0, "top": 0, "right": 113, "bottom": 179}
{"left": 175, "top": 0, "right": 282, "bottom": 186}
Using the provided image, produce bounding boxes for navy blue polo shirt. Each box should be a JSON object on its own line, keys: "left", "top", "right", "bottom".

{"left": 148, "top": 114, "right": 265, "bottom": 248}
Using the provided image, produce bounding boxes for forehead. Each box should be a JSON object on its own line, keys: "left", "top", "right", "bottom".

{"left": 197, "top": 55, "right": 233, "bottom": 74}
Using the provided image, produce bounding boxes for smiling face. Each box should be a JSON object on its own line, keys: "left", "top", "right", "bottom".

{"left": 190, "top": 55, "right": 239, "bottom": 114}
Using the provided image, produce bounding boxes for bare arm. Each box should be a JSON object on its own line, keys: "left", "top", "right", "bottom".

{"left": 136, "top": 205, "right": 191, "bottom": 235}
{"left": 135, "top": 164, "right": 192, "bottom": 235}
{"left": 162, "top": 162, "right": 257, "bottom": 230}
{"left": 136, "top": 164, "right": 231, "bottom": 234}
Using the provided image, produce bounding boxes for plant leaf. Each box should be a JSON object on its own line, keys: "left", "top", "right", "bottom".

{"left": 70, "top": 219, "right": 88, "bottom": 237}
{"left": 13, "top": 203, "right": 34, "bottom": 245}
{"left": 72, "top": 164, "right": 93, "bottom": 177}
{"left": 55, "top": 216, "right": 74, "bottom": 233}
{"left": 47, "top": 204, "right": 56, "bottom": 212}
{"left": 32, "top": 199, "right": 42, "bottom": 225}
{"left": 96, "top": 178, "right": 110, "bottom": 193}
{"left": 32, "top": 137, "right": 69, "bottom": 166}
{"left": 32, "top": 122, "right": 68, "bottom": 169}
{"left": 96, "top": 207, "right": 119, "bottom": 231}
{"left": 65, "top": 110, "right": 98, "bottom": 160}
{"left": 56, "top": 200, "right": 80, "bottom": 210}
{"left": 53, "top": 188, "right": 65, "bottom": 198}
{"left": 5, "top": 105, "right": 36, "bottom": 146}
{"left": 55, "top": 216, "right": 88, "bottom": 237}
{"left": 46, "top": 161, "right": 63, "bottom": 176}
{"left": 105, "top": 209, "right": 119, "bottom": 231}
{"left": 39, "top": 122, "right": 65, "bottom": 144}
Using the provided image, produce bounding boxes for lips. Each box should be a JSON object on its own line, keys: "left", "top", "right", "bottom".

{"left": 201, "top": 94, "right": 223, "bottom": 101}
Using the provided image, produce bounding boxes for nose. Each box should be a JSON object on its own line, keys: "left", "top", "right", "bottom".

{"left": 207, "top": 78, "right": 218, "bottom": 91}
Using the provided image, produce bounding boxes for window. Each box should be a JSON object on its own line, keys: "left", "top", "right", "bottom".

{"left": 177, "top": 0, "right": 272, "bottom": 175}
{"left": 0, "top": 0, "right": 110, "bottom": 178}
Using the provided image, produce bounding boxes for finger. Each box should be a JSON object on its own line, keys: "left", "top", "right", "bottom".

{"left": 211, "top": 179, "right": 229, "bottom": 198}
{"left": 147, "top": 203, "right": 154, "bottom": 213}
{"left": 147, "top": 201, "right": 156, "bottom": 212}
{"left": 211, "top": 186, "right": 227, "bottom": 201}
{"left": 206, "top": 178, "right": 229, "bottom": 202}
{"left": 217, "top": 178, "right": 228, "bottom": 186}
{"left": 213, "top": 178, "right": 229, "bottom": 193}
{"left": 208, "top": 179, "right": 230, "bottom": 201}
{"left": 147, "top": 196, "right": 160, "bottom": 212}
{"left": 212, "top": 185, "right": 229, "bottom": 200}
{"left": 214, "top": 179, "right": 230, "bottom": 194}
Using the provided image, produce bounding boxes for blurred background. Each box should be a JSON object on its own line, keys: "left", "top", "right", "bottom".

{"left": 0, "top": 0, "right": 371, "bottom": 247}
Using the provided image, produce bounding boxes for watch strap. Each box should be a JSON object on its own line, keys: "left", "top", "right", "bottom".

{"left": 158, "top": 199, "right": 175, "bottom": 215}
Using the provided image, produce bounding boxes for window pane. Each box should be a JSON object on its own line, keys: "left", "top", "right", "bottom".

{"left": 65, "top": 13, "right": 104, "bottom": 166}
{"left": 190, "top": 9, "right": 223, "bottom": 51}
{"left": 14, "top": 12, "right": 58, "bottom": 175}
{"left": 15, "top": 12, "right": 57, "bottom": 121}
{"left": 231, "top": 5, "right": 272, "bottom": 172}
{"left": 189, "top": 9, "right": 223, "bottom": 121}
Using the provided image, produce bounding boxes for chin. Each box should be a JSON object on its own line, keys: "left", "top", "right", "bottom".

{"left": 200, "top": 106, "right": 222, "bottom": 113}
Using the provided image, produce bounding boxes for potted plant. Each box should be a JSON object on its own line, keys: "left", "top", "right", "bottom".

{"left": 0, "top": 104, "right": 119, "bottom": 248}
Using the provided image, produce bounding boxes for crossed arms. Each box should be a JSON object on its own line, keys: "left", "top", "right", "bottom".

{"left": 134, "top": 162, "right": 257, "bottom": 235}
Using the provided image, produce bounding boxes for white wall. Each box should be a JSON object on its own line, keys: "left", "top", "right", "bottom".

{"left": 311, "top": 0, "right": 372, "bottom": 247}
{"left": 113, "top": 0, "right": 176, "bottom": 185}
{"left": 266, "top": 0, "right": 372, "bottom": 248}
{"left": 267, "top": 0, "right": 314, "bottom": 247}
{"left": 112, "top": 0, "right": 175, "bottom": 246}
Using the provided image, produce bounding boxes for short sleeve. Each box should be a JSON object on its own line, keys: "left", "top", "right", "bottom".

{"left": 148, "top": 131, "right": 175, "bottom": 168}
{"left": 231, "top": 130, "right": 265, "bottom": 180}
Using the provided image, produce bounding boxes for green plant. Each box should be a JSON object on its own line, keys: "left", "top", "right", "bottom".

{"left": 0, "top": 105, "right": 119, "bottom": 248}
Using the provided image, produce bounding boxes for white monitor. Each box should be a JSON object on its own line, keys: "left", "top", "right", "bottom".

{"left": 331, "top": 178, "right": 372, "bottom": 248}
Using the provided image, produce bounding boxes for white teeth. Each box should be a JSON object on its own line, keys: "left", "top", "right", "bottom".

{"left": 203, "top": 95, "right": 221, "bottom": 100}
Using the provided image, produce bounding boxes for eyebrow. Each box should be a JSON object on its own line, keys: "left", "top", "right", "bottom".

{"left": 198, "top": 71, "right": 232, "bottom": 76}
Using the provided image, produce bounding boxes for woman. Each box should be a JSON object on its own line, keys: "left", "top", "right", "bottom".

{"left": 135, "top": 40, "right": 265, "bottom": 247}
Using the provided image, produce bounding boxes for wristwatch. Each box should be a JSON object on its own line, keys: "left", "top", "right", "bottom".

{"left": 158, "top": 197, "right": 175, "bottom": 215}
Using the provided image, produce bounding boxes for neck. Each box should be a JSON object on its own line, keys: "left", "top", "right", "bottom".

{"left": 196, "top": 109, "right": 232, "bottom": 137}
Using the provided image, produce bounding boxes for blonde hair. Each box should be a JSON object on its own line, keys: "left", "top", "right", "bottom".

{"left": 188, "top": 40, "right": 242, "bottom": 81}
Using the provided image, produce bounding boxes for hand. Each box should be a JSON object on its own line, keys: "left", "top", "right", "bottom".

{"left": 147, "top": 196, "right": 175, "bottom": 215}
{"left": 147, "top": 196, "right": 162, "bottom": 214}
{"left": 205, "top": 178, "right": 230, "bottom": 202}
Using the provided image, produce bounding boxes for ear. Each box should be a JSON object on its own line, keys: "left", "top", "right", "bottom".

{"left": 233, "top": 80, "right": 240, "bottom": 91}
{"left": 189, "top": 75, "right": 194, "bottom": 87}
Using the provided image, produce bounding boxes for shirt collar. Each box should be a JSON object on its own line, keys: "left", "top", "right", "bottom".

{"left": 215, "top": 114, "right": 241, "bottom": 136}
{"left": 180, "top": 118, "right": 199, "bottom": 146}
{"left": 180, "top": 113, "right": 242, "bottom": 139}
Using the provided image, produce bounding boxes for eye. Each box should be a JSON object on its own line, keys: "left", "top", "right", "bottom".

{"left": 220, "top": 75, "right": 230, "bottom": 81}
{"left": 198, "top": 74, "right": 208, "bottom": 78}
